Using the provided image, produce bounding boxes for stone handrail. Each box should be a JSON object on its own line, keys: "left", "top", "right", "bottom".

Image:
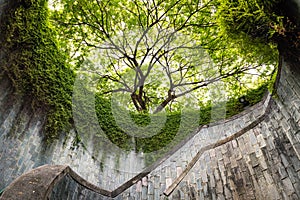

{"left": 0, "top": 165, "right": 112, "bottom": 200}
{"left": 0, "top": 165, "right": 69, "bottom": 200}
{"left": 0, "top": 97, "right": 273, "bottom": 200}
{"left": 0, "top": 89, "right": 275, "bottom": 199}
{"left": 163, "top": 55, "right": 283, "bottom": 196}
{"left": 0, "top": 124, "right": 205, "bottom": 199}
{"left": 164, "top": 96, "right": 272, "bottom": 196}
{"left": 0, "top": 129, "right": 204, "bottom": 199}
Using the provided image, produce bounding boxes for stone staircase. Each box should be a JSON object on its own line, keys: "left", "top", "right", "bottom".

{"left": 2, "top": 88, "right": 300, "bottom": 199}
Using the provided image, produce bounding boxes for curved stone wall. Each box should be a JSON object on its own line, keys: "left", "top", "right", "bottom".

{"left": 0, "top": 72, "right": 271, "bottom": 192}
{"left": 48, "top": 58, "right": 300, "bottom": 200}
{"left": 1, "top": 58, "right": 300, "bottom": 200}
{"left": 2, "top": 57, "right": 300, "bottom": 200}
{"left": 0, "top": 0, "right": 300, "bottom": 199}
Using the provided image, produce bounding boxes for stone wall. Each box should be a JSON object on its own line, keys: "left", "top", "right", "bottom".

{"left": 0, "top": 0, "right": 300, "bottom": 199}
{"left": 0, "top": 1, "right": 277, "bottom": 192}
{"left": 46, "top": 58, "right": 300, "bottom": 200}
{"left": 0, "top": 71, "right": 146, "bottom": 192}
{"left": 1, "top": 54, "right": 300, "bottom": 199}
{"left": 50, "top": 174, "right": 110, "bottom": 200}
{"left": 1, "top": 57, "right": 300, "bottom": 199}
{"left": 0, "top": 71, "right": 270, "bottom": 193}
{"left": 109, "top": 58, "right": 300, "bottom": 199}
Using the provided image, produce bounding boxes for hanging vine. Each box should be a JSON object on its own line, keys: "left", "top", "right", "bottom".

{"left": 0, "top": 0, "right": 75, "bottom": 141}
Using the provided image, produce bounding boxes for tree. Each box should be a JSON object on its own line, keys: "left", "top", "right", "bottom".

{"left": 50, "top": 0, "right": 277, "bottom": 113}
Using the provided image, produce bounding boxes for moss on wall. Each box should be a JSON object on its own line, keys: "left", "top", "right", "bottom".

{"left": 94, "top": 84, "right": 268, "bottom": 153}
{"left": 0, "top": 0, "right": 273, "bottom": 150}
{"left": 0, "top": 0, "right": 75, "bottom": 141}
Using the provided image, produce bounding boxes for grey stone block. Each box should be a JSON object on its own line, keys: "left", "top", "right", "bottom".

{"left": 282, "top": 177, "right": 295, "bottom": 196}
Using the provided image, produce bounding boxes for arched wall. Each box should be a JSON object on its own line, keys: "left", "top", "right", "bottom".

{"left": 0, "top": 0, "right": 300, "bottom": 199}
{"left": 1, "top": 58, "right": 300, "bottom": 200}
{"left": 48, "top": 58, "right": 300, "bottom": 200}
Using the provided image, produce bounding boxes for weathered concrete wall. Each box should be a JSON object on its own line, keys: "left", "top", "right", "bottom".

{"left": 1, "top": 57, "right": 300, "bottom": 200}
{"left": 0, "top": 0, "right": 300, "bottom": 199}
{"left": 1, "top": 55, "right": 300, "bottom": 200}
{"left": 45, "top": 57, "right": 300, "bottom": 200}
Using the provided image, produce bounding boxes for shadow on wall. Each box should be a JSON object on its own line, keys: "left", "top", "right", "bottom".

{"left": 1, "top": 56, "right": 300, "bottom": 199}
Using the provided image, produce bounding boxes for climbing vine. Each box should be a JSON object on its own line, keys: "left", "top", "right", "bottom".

{"left": 0, "top": 0, "right": 75, "bottom": 141}
{"left": 94, "top": 84, "right": 268, "bottom": 153}
{"left": 216, "top": 0, "right": 284, "bottom": 39}
{"left": 0, "top": 0, "right": 282, "bottom": 148}
{"left": 215, "top": 0, "right": 299, "bottom": 63}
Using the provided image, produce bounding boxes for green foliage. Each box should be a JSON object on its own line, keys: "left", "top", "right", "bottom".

{"left": 215, "top": 0, "right": 299, "bottom": 66}
{"left": 0, "top": 0, "right": 75, "bottom": 140}
{"left": 95, "top": 95, "right": 132, "bottom": 150}
{"left": 95, "top": 94, "right": 191, "bottom": 153}
{"left": 213, "top": 0, "right": 282, "bottom": 73}
{"left": 225, "top": 83, "right": 268, "bottom": 117}
{"left": 94, "top": 84, "right": 268, "bottom": 154}
{"left": 0, "top": 0, "right": 278, "bottom": 148}
{"left": 215, "top": 0, "right": 283, "bottom": 39}
{"left": 50, "top": 0, "right": 277, "bottom": 115}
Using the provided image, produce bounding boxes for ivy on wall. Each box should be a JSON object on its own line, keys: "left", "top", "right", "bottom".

{"left": 94, "top": 84, "right": 268, "bottom": 154}
{"left": 216, "top": 0, "right": 299, "bottom": 64}
{"left": 0, "top": 0, "right": 75, "bottom": 141}
{"left": 0, "top": 0, "right": 274, "bottom": 151}
{"left": 216, "top": 0, "right": 284, "bottom": 39}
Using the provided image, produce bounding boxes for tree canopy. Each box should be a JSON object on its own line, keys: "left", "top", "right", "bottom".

{"left": 50, "top": 0, "right": 279, "bottom": 113}
{"left": 0, "top": 0, "right": 292, "bottom": 149}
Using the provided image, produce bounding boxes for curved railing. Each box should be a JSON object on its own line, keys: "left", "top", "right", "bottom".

{"left": 0, "top": 165, "right": 111, "bottom": 199}
{"left": 0, "top": 57, "right": 281, "bottom": 200}
{"left": 0, "top": 94, "right": 274, "bottom": 200}
{"left": 163, "top": 56, "right": 283, "bottom": 196}
{"left": 164, "top": 96, "right": 273, "bottom": 196}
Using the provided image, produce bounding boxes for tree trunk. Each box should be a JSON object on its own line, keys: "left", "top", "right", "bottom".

{"left": 131, "top": 92, "right": 147, "bottom": 112}
{"left": 153, "top": 94, "right": 175, "bottom": 114}
{"left": 131, "top": 93, "right": 142, "bottom": 111}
